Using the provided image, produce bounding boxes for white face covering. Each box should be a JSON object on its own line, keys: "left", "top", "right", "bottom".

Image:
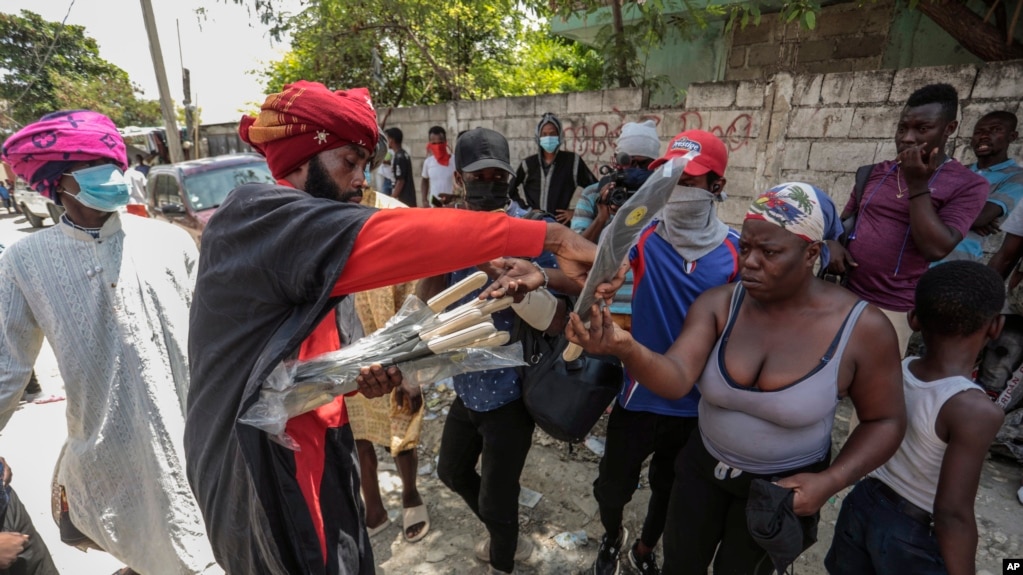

{"left": 655, "top": 184, "right": 730, "bottom": 264}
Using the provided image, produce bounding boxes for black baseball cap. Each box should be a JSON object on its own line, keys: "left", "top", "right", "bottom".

{"left": 455, "top": 127, "right": 514, "bottom": 174}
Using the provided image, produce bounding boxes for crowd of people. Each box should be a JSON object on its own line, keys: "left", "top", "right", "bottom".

{"left": 0, "top": 78, "right": 1018, "bottom": 575}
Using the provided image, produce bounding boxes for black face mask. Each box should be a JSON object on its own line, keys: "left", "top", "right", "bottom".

{"left": 623, "top": 167, "right": 653, "bottom": 190}
{"left": 464, "top": 180, "right": 509, "bottom": 212}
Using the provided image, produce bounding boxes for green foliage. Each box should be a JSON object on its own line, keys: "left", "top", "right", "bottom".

{"left": 0, "top": 10, "right": 163, "bottom": 130}
{"left": 258, "top": 0, "right": 603, "bottom": 107}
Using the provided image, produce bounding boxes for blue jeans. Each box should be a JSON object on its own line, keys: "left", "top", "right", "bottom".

{"left": 825, "top": 478, "right": 946, "bottom": 575}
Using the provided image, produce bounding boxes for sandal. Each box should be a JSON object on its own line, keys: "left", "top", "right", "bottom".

{"left": 402, "top": 503, "right": 430, "bottom": 543}
{"left": 33, "top": 394, "right": 65, "bottom": 405}
{"left": 366, "top": 518, "right": 391, "bottom": 539}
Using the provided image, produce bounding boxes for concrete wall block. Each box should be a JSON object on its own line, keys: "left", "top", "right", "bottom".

{"left": 506, "top": 96, "right": 537, "bottom": 118}
{"left": 384, "top": 106, "right": 414, "bottom": 125}
{"left": 725, "top": 66, "right": 765, "bottom": 82}
{"left": 711, "top": 109, "right": 761, "bottom": 141}
{"left": 748, "top": 43, "right": 785, "bottom": 68}
{"left": 781, "top": 141, "right": 812, "bottom": 171}
{"left": 726, "top": 141, "right": 758, "bottom": 169}
{"left": 796, "top": 39, "right": 835, "bottom": 64}
{"left": 831, "top": 172, "right": 856, "bottom": 207}
{"left": 849, "top": 106, "right": 901, "bottom": 139}
{"left": 656, "top": 111, "right": 684, "bottom": 139}
{"left": 535, "top": 94, "right": 569, "bottom": 116}
{"left": 736, "top": 81, "right": 767, "bottom": 108}
{"left": 874, "top": 140, "right": 897, "bottom": 164}
{"left": 809, "top": 140, "right": 875, "bottom": 172}
{"left": 787, "top": 107, "right": 854, "bottom": 138}
{"left": 731, "top": 19, "right": 773, "bottom": 46}
{"left": 848, "top": 69, "right": 895, "bottom": 103}
{"left": 495, "top": 116, "right": 536, "bottom": 140}
{"left": 408, "top": 106, "right": 431, "bottom": 124}
{"left": 464, "top": 118, "right": 495, "bottom": 132}
{"left": 821, "top": 73, "right": 859, "bottom": 106}
{"left": 889, "top": 64, "right": 978, "bottom": 103}
{"left": 456, "top": 100, "right": 481, "bottom": 121}
{"left": 792, "top": 74, "right": 823, "bottom": 107}
{"left": 602, "top": 88, "right": 645, "bottom": 112}
{"left": 833, "top": 35, "right": 886, "bottom": 60}
{"left": 481, "top": 98, "right": 508, "bottom": 120}
{"left": 685, "top": 81, "right": 738, "bottom": 109}
{"left": 426, "top": 104, "right": 448, "bottom": 122}
{"left": 729, "top": 48, "right": 748, "bottom": 70}
{"left": 718, "top": 189, "right": 757, "bottom": 226}
{"left": 972, "top": 61, "right": 1023, "bottom": 99}
{"left": 567, "top": 91, "right": 605, "bottom": 115}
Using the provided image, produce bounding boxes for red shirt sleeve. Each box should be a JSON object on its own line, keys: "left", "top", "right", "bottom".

{"left": 332, "top": 208, "right": 547, "bottom": 296}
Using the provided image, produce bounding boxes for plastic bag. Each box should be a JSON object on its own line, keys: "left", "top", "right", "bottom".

{"left": 239, "top": 295, "right": 525, "bottom": 449}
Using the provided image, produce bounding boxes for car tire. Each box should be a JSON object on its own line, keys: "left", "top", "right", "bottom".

{"left": 46, "top": 202, "right": 65, "bottom": 223}
{"left": 21, "top": 203, "right": 44, "bottom": 228}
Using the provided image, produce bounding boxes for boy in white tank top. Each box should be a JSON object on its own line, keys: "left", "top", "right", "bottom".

{"left": 825, "top": 261, "right": 1006, "bottom": 575}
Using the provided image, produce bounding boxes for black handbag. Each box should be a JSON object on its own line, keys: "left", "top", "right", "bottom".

{"left": 514, "top": 317, "right": 624, "bottom": 443}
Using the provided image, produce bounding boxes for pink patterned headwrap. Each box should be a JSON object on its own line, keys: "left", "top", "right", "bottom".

{"left": 1, "top": 110, "right": 127, "bottom": 198}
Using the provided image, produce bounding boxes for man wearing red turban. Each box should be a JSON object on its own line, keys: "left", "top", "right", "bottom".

{"left": 185, "top": 81, "right": 596, "bottom": 574}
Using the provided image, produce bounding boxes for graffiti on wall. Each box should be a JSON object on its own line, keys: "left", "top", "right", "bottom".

{"left": 562, "top": 108, "right": 754, "bottom": 171}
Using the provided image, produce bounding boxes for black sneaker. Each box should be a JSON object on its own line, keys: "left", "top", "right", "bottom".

{"left": 628, "top": 541, "right": 660, "bottom": 575}
{"left": 592, "top": 526, "right": 628, "bottom": 575}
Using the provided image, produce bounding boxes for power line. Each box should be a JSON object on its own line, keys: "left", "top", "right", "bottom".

{"left": 0, "top": 0, "right": 79, "bottom": 128}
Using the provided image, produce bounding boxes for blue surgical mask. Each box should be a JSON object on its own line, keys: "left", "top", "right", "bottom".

{"left": 539, "top": 136, "right": 560, "bottom": 153}
{"left": 65, "top": 164, "right": 130, "bottom": 212}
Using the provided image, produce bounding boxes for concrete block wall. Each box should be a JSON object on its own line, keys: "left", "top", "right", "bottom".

{"left": 380, "top": 59, "right": 1023, "bottom": 228}
{"left": 726, "top": 1, "right": 894, "bottom": 81}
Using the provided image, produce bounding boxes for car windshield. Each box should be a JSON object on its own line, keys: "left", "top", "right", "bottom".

{"left": 182, "top": 162, "right": 275, "bottom": 211}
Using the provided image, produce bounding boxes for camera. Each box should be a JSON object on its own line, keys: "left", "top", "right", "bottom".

{"left": 598, "top": 152, "right": 636, "bottom": 208}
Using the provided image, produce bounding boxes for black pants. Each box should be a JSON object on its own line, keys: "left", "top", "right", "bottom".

{"left": 593, "top": 402, "right": 697, "bottom": 548}
{"left": 662, "top": 436, "right": 830, "bottom": 575}
{"left": 0, "top": 487, "right": 58, "bottom": 575}
{"left": 437, "top": 397, "right": 534, "bottom": 573}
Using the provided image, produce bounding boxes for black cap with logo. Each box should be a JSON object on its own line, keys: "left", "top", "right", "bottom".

{"left": 455, "top": 127, "right": 514, "bottom": 174}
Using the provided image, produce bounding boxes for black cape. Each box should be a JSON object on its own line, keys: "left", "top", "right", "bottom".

{"left": 185, "top": 183, "right": 376, "bottom": 574}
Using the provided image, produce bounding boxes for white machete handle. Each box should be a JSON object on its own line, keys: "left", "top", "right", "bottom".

{"left": 428, "top": 271, "right": 489, "bottom": 313}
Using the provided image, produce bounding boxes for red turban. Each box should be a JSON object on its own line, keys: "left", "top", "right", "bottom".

{"left": 239, "top": 81, "right": 378, "bottom": 179}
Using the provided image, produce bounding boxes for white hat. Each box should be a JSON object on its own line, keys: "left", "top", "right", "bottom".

{"left": 616, "top": 120, "right": 660, "bottom": 160}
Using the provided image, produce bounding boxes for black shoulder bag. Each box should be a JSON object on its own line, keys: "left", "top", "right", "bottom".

{"left": 512, "top": 313, "right": 623, "bottom": 443}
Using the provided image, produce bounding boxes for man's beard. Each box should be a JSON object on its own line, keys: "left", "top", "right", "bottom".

{"left": 305, "top": 155, "right": 363, "bottom": 203}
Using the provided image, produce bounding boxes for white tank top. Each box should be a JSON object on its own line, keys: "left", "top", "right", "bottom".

{"left": 869, "top": 358, "right": 981, "bottom": 513}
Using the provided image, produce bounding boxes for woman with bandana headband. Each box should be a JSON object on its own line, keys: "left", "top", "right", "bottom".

{"left": 567, "top": 183, "right": 907, "bottom": 575}
{"left": 508, "top": 112, "right": 597, "bottom": 223}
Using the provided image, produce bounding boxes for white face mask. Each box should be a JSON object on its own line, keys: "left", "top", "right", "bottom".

{"left": 655, "top": 185, "right": 730, "bottom": 263}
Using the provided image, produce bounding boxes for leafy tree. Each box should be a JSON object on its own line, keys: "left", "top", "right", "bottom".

{"left": 0, "top": 10, "right": 163, "bottom": 131}
{"left": 252, "top": 0, "right": 603, "bottom": 107}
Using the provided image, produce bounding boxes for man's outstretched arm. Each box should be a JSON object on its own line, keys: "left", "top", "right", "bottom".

{"left": 332, "top": 208, "right": 595, "bottom": 296}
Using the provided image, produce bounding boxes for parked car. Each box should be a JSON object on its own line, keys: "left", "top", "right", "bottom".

{"left": 146, "top": 153, "right": 275, "bottom": 245}
{"left": 14, "top": 185, "right": 64, "bottom": 228}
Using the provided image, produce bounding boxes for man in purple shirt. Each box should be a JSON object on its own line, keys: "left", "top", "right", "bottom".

{"left": 827, "top": 83, "right": 988, "bottom": 353}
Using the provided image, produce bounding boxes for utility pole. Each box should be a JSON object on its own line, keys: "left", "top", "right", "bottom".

{"left": 140, "top": 0, "right": 184, "bottom": 164}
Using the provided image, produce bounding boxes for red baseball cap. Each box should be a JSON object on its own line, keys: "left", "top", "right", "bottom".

{"left": 648, "top": 129, "right": 728, "bottom": 177}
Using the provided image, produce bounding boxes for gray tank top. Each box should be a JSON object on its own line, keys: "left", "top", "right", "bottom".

{"left": 698, "top": 285, "right": 868, "bottom": 475}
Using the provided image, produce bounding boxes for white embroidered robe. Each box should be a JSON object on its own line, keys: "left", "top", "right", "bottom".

{"left": 0, "top": 213, "right": 219, "bottom": 574}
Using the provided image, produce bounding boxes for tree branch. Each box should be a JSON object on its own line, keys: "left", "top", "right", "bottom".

{"left": 917, "top": 0, "right": 1023, "bottom": 61}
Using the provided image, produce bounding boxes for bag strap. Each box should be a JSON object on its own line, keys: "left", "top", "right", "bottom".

{"left": 848, "top": 164, "right": 874, "bottom": 217}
